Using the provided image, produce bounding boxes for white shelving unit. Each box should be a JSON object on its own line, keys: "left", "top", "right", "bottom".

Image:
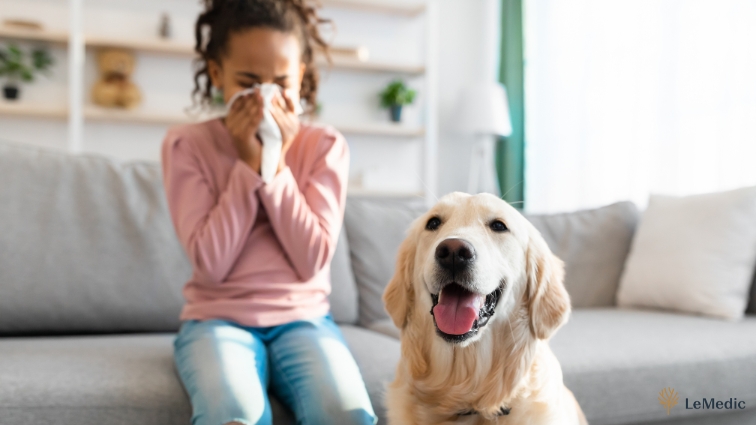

{"left": 0, "top": 27, "right": 427, "bottom": 73}
{"left": 321, "top": 0, "right": 426, "bottom": 17}
{"left": 0, "top": 102, "right": 425, "bottom": 138}
{"left": 0, "top": 0, "right": 437, "bottom": 200}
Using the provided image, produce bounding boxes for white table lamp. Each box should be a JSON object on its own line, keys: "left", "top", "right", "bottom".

{"left": 455, "top": 82, "right": 513, "bottom": 195}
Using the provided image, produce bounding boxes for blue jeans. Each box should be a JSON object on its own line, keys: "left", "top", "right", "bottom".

{"left": 174, "top": 314, "right": 377, "bottom": 425}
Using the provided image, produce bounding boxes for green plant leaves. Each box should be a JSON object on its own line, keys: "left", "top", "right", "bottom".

{"left": 8, "top": 45, "right": 22, "bottom": 62}
{"left": 0, "top": 43, "right": 55, "bottom": 84}
{"left": 32, "top": 48, "right": 54, "bottom": 72}
{"left": 379, "top": 79, "right": 417, "bottom": 108}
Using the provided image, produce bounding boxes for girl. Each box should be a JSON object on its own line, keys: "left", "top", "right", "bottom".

{"left": 161, "top": 1, "right": 376, "bottom": 424}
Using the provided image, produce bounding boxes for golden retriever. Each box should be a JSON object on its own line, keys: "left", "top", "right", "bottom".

{"left": 382, "top": 192, "right": 588, "bottom": 425}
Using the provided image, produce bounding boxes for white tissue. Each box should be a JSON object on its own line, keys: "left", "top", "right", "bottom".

{"left": 225, "top": 83, "right": 302, "bottom": 183}
{"left": 257, "top": 84, "right": 283, "bottom": 183}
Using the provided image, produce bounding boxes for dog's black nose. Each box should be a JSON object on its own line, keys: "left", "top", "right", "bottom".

{"left": 435, "top": 238, "right": 476, "bottom": 272}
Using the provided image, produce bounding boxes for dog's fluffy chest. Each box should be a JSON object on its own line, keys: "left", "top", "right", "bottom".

{"left": 401, "top": 396, "right": 556, "bottom": 425}
{"left": 394, "top": 385, "right": 568, "bottom": 425}
{"left": 387, "top": 340, "right": 577, "bottom": 425}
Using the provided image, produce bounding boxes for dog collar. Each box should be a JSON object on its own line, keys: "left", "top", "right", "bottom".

{"left": 458, "top": 406, "right": 511, "bottom": 416}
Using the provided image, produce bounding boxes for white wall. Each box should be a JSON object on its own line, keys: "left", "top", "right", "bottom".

{"left": 435, "top": 0, "right": 500, "bottom": 196}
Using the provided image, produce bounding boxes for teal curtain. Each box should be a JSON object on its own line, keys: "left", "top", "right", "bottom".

{"left": 496, "top": 0, "right": 525, "bottom": 207}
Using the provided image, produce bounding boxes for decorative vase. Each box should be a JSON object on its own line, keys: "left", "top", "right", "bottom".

{"left": 159, "top": 13, "right": 172, "bottom": 39}
{"left": 3, "top": 84, "right": 19, "bottom": 101}
{"left": 390, "top": 104, "right": 402, "bottom": 122}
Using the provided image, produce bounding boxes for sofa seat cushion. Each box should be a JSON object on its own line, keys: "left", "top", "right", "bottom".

{"left": 551, "top": 309, "right": 756, "bottom": 425}
{"left": 340, "top": 325, "right": 401, "bottom": 422}
{"left": 0, "top": 326, "right": 399, "bottom": 425}
{"left": 0, "top": 334, "right": 191, "bottom": 425}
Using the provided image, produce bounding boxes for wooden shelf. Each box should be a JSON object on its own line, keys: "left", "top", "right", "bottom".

{"left": 0, "top": 104, "right": 422, "bottom": 139}
{"left": 329, "top": 122, "right": 424, "bottom": 137}
{"left": 0, "top": 25, "right": 194, "bottom": 55}
{"left": 347, "top": 188, "right": 425, "bottom": 198}
{"left": 82, "top": 107, "right": 423, "bottom": 138}
{"left": 0, "top": 27, "right": 425, "bottom": 74}
{"left": 85, "top": 111, "right": 426, "bottom": 139}
{"left": 86, "top": 36, "right": 194, "bottom": 56}
{"left": 83, "top": 106, "right": 203, "bottom": 125}
{"left": 0, "top": 102, "right": 67, "bottom": 119}
{"left": 319, "top": 56, "right": 425, "bottom": 75}
{"left": 0, "top": 104, "right": 196, "bottom": 124}
{"left": 322, "top": 0, "right": 426, "bottom": 16}
{"left": 0, "top": 26, "right": 68, "bottom": 44}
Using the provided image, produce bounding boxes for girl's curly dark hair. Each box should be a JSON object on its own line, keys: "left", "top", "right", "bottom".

{"left": 193, "top": 0, "right": 330, "bottom": 113}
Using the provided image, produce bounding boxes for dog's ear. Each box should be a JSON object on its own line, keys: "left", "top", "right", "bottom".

{"left": 383, "top": 235, "right": 417, "bottom": 330}
{"left": 526, "top": 233, "right": 570, "bottom": 340}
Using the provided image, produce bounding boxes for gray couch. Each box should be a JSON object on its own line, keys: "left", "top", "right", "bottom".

{"left": 1, "top": 140, "right": 755, "bottom": 425}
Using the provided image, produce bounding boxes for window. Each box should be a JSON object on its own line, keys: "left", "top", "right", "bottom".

{"left": 524, "top": 0, "right": 756, "bottom": 213}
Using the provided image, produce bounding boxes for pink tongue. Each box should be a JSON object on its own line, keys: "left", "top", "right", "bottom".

{"left": 433, "top": 285, "right": 484, "bottom": 335}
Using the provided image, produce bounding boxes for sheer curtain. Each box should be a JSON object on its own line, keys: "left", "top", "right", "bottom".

{"left": 523, "top": 0, "right": 756, "bottom": 214}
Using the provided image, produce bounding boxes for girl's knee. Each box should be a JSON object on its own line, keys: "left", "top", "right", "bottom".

{"left": 194, "top": 397, "right": 272, "bottom": 425}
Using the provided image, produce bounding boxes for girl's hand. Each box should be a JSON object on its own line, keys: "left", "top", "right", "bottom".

{"left": 225, "top": 90, "right": 264, "bottom": 173}
{"left": 270, "top": 90, "right": 300, "bottom": 173}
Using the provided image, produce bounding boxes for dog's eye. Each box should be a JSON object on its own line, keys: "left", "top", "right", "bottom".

{"left": 490, "top": 220, "right": 508, "bottom": 232}
{"left": 425, "top": 217, "right": 442, "bottom": 231}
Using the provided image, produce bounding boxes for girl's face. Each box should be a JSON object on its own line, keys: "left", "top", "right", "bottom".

{"left": 209, "top": 27, "right": 306, "bottom": 105}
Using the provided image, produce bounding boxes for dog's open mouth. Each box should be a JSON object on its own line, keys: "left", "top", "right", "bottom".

{"left": 430, "top": 283, "right": 503, "bottom": 343}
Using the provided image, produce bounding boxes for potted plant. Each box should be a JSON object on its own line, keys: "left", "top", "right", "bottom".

{"left": 380, "top": 80, "right": 416, "bottom": 123}
{"left": 0, "top": 44, "right": 54, "bottom": 101}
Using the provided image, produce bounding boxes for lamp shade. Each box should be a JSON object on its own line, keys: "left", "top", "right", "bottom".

{"left": 454, "top": 82, "right": 513, "bottom": 137}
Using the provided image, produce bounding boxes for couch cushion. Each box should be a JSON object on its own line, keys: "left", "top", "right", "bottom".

{"left": 526, "top": 202, "right": 639, "bottom": 307}
{"left": 0, "top": 141, "right": 190, "bottom": 334}
{"left": 344, "top": 197, "right": 427, "bottom": 326}
{"left": 749, "top": 272, "right": 756, "bottom": 313}
{"left": 0, "top": 325, "right": 399, "bottom": 425}
{"left": 367, "top": 319, "right": 401, "bottom": 340}
{"left": 550, "top": 309, "right": 756, "bottom": 425}
{"left": 623, "top": 409, "right": 756, "bottom": 425}
{"left": 0, "top": 334, "right": 191, "bottom": 424}
{"left": 0, "top": 141, "right": 358, "bottom": 333}
{"left": 9, "top": 310, "right": 751, "bottom": 425}
{"left": 0, "top": 333, "right": 294, "bottom": 424}
{"left": 340, "top": 325, "right": 401, "bottom": 423}
{"left": 329, "top": 230, "right": 359, "bottom": 324}
{"left": 617, "top": 188, "right": 756, "bottom": 320}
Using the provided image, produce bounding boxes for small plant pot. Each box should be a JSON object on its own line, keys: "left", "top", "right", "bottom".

{"left": 3, "top": 84, "right": 20, "bottom": 101}
{"left": 390, "top": 104, "right": 403, "bottom": 122}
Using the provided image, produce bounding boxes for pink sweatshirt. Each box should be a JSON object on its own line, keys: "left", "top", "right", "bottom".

{"left": 161, "top": 119, "right": 349, "bottom": 327}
